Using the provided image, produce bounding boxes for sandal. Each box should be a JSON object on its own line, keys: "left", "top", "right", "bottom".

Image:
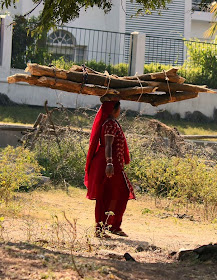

{"left": 111, "top": 229, "right": 128, "bottom": 237}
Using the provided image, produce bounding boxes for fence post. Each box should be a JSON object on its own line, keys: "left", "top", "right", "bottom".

{"left": 0, "top": 15, "right": 13, "bottom": 72}
{"left": 128, "top": 31, "right": 146, "bottom": 112}
{"left": 128, "top": 31, "right": 146, "bottom": 76}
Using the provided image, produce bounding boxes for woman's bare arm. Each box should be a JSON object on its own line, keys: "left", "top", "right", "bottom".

{"left": 105, "top": 135, "right": 114, "bottom": 178}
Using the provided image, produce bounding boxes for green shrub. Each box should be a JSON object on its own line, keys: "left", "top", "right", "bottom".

{"left": 127, "top": 146, "right": 217, "bottom": 208}
{"left": 0, "top": 146, "right": 42, "bottom": 204}
{"left": 52, "top": 58, "right": 129, "bottom": 76}
{"left": 34, "top": 133, "right": 88, "bottom": 187}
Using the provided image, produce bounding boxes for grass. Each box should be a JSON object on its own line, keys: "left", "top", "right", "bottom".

{"left": 1, "top": 105, "right": 217, "bottom": 136}
{"left": 1, "top": 186, "right": 217, "bottom": 251}
{"left": 160, "top": 119, "right": 217, "bottom": 136}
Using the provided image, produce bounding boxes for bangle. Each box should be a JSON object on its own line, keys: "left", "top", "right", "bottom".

{"left": 107, "top": 163, "right": 113, "bottom": 166}
{"left": 106, "top": 158, "right": 113, "bottom": 163}
{"left": 106, "top": 157, "right": 113, "bottom": 161}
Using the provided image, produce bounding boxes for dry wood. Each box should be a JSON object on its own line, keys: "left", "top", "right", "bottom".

{"left": 8, "top": 63, "right": 216, "bottom": 106}
{"left": 8, "top": 74, "right": 119, "bottom": 96}
{"left": 117, "top": 86, "right": 158, "bottom": 96}
{"left": 123, "top": 91, "right": 199, "bottom": 106}
{"left": 8, "top": 73, "right": 158, "bottom": 98}
{"left": 145, "top": 81, "right": 215, "bottom": 93}
{"left": 25, "top": 63, "right": 150, "bottom": 88}
{"left": 123, "top": 68, "right": 185, "bottom": 84}
{"left": 101, "top": 91, "right": 198, "bottom": 106}
{"left": 25, "top": 63, "right": 215, "bottom": 93}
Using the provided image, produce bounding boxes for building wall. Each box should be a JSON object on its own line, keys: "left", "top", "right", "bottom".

{"left": 125, "top": 0, "right": 185, "bottom": 38}
{"left": 191, "top": 20, "right": 215, "bottom": 41}
{"left": 125, "top": 0, "right": 188, "bottom": 65}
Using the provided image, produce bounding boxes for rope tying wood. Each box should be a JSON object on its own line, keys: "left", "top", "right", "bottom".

{"left": 135, "top": 72, "right": 144, "bottom": 102}
{"left": 163, "top": 70, "right": 172, "bottom": 101}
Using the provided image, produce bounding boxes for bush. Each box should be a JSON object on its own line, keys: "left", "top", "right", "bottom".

{"left": 0, "top": 146, "right": 42, "bottom": 204}
{"left": 34, "top": 133, "right": 88, "bottom": 187}
{"left": 127, "top": 142, "right": 217, "bottom": 209}
{"left": 52, "top": 57, "right": 129, "bottom": 76}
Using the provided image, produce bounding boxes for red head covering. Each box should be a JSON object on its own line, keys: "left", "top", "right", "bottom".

{"left": 84, "top": 101, "right": 130, "bottom": 187}
{"left": 84, "top": 101, "right": 117, "bottom": 186}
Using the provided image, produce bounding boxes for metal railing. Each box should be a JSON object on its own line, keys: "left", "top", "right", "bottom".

{"left": 144, "top": 35, "right": 217, "bottom": 88}
{"left": 11, "top": 25, "right": 131, "bottom": 75}
{"left": 145, "top": 35, "right": 185, "bottom": 65}
{"left": 11, "top": 23, "right": 217, "bottom": 88}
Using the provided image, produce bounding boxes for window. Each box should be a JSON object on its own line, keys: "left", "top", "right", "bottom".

{"left": 48, "top": 29, "right": 86, "bottom": 63}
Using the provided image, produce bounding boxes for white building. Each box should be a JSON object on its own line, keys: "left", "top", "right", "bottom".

{"left": 1, "top": 0, "right": 216, "bottom": 66}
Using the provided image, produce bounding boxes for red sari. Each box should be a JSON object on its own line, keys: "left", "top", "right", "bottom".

{"left": 84, "top": 102, "right": 135, "bottom": 231}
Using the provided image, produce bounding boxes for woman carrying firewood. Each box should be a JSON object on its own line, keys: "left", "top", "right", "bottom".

{"left": 84, "top": 100, "right": 135, "bottom": 238}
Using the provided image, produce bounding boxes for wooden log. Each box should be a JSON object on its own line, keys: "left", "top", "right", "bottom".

{"left": 7, "top": 73, "right": 212, "bottom": 106}
{"left": 8, "top": 74, "right": 119, "bottom": 96}
{"left": 117, "top": 86, "right": 158, "bottom": 96}
{"left": 69, "top": 65, "right": 104, "bottom": 75}
{"left": 121, "top": 91, "right": 199, "bottom": 106}
{"left": 0, "top": 124, "right": 33, "bottom": 131}
{"left": 25, "top": 63, "right": 150, "bottom": 88}
{"left": 25, "top": 63, "right": 215, "bottom": 93}
{"left": 124, "top": 68, "right": 185, "bottom": 84}
{"left": 145, "top": 81, "right": 216, "bottom": 93}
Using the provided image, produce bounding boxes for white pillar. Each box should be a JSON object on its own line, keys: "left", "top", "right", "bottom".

{"left": 0, "top": 15, "right": 13, "bottom": 73}
{"left": 184, "top": 0, "right": 192, "bottom": 40}
{"left": 128, "top": 31, "right": 146, "bottom": 76}
{"left": 183, "top": 0, "right": 192, "bottom": 61}
{"left": 128, "top": 31, "right": 146, "bottom": 112}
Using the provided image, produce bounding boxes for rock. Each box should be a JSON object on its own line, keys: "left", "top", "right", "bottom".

{"left": 178, "top": 249, "right": 199, "bottom": 261}
{"left": 0, "top": 93, "right": 16, "bottom": 106}
{"left": 178, "top": 244, "right": 217, "bottom": 262}
{"left": 38, "top": 176, "right": 50, "bottom": 185}
{"left": 168, "top": 251, "right": 177, "bottom": 259}
{"left": 194, "top": 244, "right": 217, "bottom": 262}
{"left": 124, "top": 253, "right": 136, "bottom": 262}
{"left": 136, "top": 246, "right": 145, "bottom": 252}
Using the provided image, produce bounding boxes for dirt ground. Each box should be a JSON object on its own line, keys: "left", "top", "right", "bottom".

{"left": 0, "top": 187, "right": 217, "bottom": 280}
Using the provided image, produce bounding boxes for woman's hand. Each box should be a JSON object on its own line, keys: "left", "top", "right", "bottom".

{"left": 106, "top": 164, "right": 114, "bottom": 178}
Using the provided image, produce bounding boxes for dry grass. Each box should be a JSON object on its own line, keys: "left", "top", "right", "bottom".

{"left": 0, "top": 186, "right": 217, "bottom": 279}
{"left": 1, "top": 186, "right": 216, "bottom": 251}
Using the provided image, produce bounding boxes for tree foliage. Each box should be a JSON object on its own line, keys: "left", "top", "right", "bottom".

{"left": 1, "top": 0, "right": 172, "bottom": 30}
{"left": 11, "top": 15, "right": 50, "bottom": 69}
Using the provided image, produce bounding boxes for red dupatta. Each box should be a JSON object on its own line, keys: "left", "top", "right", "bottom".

{"left": 84, "top": 101, "right": 130, "bottom": 187}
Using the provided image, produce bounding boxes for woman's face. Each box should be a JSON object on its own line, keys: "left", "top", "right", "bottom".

{"left": 112, "top": 106, "right": 121, "bottom": 119}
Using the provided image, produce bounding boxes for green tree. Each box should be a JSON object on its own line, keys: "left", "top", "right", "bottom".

{"left": 11, "top": 15, "right": 51, "bottom": 69}
{"left": 1, "top": 0, "right": 172, "bottom": 30}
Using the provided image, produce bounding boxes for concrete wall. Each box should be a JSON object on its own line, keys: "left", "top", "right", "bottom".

{"left": 139, "top": 93, "right": 217, "bottom": 119}
{"left": 191, "top": 20, "right": 215, "bottom": 41}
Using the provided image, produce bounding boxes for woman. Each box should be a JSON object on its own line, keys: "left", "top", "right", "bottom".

{"left": 84, "top": 100, "right": 135, "bottom": 237}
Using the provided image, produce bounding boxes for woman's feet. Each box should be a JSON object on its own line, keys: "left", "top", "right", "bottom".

{"left": 111, "top": 228, "right": 128, "bottom": 237}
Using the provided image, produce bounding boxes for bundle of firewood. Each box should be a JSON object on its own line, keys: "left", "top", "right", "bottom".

{"left": 7, "top": 63, "right": 215, "bottom": 106}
